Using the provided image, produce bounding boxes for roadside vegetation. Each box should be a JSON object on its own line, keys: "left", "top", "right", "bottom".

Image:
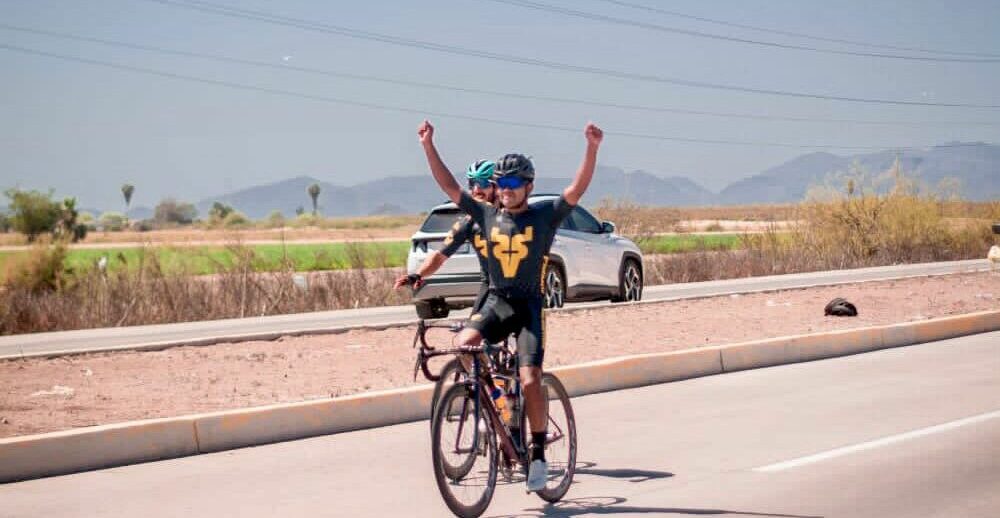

{"left": 1, "top": 167, "right": 996, "bottom": 334}
{"left": 643, "top": 169, "right": 999, "bottom": 285}
{"left": 0, "top": 236, "right": 742, "bottom": 281}
{"left": 0, "top": 241, "right": 409, "bottom": 335}
{"left": 0, "top": 242, "right": 409, "bottom": 280}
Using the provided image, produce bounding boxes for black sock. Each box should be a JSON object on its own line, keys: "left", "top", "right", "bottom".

{"left": 531, "top": 431, "right": 547, "bottom": 462}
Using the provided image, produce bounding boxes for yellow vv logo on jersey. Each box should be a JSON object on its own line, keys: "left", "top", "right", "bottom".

{"left": 473, "top": 234, "right": 489, "bottom": 258}
{"left": 491, "top": 226, "right": 533, "bottom": 278}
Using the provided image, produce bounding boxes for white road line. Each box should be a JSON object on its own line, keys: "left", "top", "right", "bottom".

{"left": 753, "top": 409, "right": 1000, "bottom": 472}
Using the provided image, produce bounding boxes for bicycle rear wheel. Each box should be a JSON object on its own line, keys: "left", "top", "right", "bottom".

{"left": 432, "top": 383, "right": 498, "bottom": 518}
{"left": 535, "top": 373, "right": 577, "bottom": 503}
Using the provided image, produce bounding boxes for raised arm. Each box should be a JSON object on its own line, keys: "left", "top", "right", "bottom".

{"left": 418, "top": 120, "right": 462, "bottom": 204}
{"left": 562, "top": 122, "right": 604, "bottom": 206}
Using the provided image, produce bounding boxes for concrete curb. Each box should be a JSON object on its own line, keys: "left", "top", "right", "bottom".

{"left": 2, "top": 310, "right": 998, "bottom": 483}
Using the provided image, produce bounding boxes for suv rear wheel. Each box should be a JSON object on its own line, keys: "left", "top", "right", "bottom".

{"left": 612, "top": 259, "right": 643, "bottom": 303}
{"left": 415, "top": 298, "right": 450, "bottom": 319}
{"left": 544, "top": 263, "right": 566, "bottom": 309}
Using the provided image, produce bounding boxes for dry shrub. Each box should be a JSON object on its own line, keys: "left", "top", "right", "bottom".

{"left": 593, "top": 198, "right": 675, "bottom": 245}
{"left": 0, "top": 241, "right": 410, "bottom": 335}
{"left": 793, "top": 169, "right": 991, "bottom": 267}
{"left": 592, "top": 200, "right": 799, "bottom": 236}
{"left": 674, "top": 204, "right": 798, "bottom": 222}
{"left": 2, "top": 239, "right": 73, "bottom": 293}
{"left": 644, "top": 172, "right": 995, "bottom": 285}
{"left": 643, "top": 228, "right": 800, "bottom": 285}
{"left": 940, "top": 200, "right": 1000, "bottom": 219}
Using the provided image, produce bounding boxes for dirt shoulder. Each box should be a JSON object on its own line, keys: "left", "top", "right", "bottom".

{"left": 1, "top": 272, "right": 996, "bottom": 438}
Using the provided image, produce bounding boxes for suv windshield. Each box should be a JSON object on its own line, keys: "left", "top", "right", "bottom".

{"left": 420, "top": 208, "right": 464, "bottom": 233}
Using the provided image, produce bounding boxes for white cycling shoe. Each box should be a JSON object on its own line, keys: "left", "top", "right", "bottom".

{"left": 526, "top": 459, "right": 548, "bottom": 491}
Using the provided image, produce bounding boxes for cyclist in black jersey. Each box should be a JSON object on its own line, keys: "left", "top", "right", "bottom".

{"left": 394, "top": 159, "right": 497, "bottom": 315}
{"left": 417, "top": 118, "right": 603, "bottom": 492}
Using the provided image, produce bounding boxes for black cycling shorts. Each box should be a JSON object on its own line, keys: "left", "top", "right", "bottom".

{"left": 466, "top": 292, "right": 546, "bottom": 368}
{"left": 472, "top": 281, "right": 490, "bottom": 314}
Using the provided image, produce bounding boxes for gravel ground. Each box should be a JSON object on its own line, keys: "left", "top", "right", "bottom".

{"left": 1, "top": 272, "right": 996, "bottom": 438}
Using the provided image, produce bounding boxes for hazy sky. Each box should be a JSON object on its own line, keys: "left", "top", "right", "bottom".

{"left": 3, "top": 0, "right": 999, "bottom": 211}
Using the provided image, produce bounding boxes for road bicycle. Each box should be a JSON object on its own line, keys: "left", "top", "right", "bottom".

{"left": 412, "top": 319, "right": 577, "bottom": 518}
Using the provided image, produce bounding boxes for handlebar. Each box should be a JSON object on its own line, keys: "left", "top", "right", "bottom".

{"left": 412, "top": 319, "right": 509, "bottom": 381}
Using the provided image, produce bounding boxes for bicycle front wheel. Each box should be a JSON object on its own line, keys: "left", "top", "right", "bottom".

{"left": 430, "top": 357, "right": 463, "bottom": 431}
{"left": 535, "top": 373, "right": 577, "bottom": 503}
{"left": 432, "top": 383, "right": 498, "bottom": 518}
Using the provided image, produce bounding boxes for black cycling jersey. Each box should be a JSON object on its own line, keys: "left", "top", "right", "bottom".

{"left": 457, "top": 191, "right": 574, "bottom": 299}
{"left": 439, "top": 215, "right": 490, "bottom": 282}
{"left": 439, "top": 214, "right": 491, "bottom": 312}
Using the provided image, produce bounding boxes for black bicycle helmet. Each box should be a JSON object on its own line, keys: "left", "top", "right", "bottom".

{"left": 494, "top": 153, "right": 535, "bottom": 182}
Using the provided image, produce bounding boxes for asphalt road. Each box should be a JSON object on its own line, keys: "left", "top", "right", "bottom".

{"left": 3, "top": 331, "right": 997, "bottom": 517}
{"left": 0, "top": 259, "right": 988, "bottom": 359}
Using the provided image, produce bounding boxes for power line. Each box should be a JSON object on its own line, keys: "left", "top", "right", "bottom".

{"left": 488, "top": 0, "right": 1000, "bottom": 63}
{"left": 592, "top": 0, "right": 1000, "bottom": 59}
{"left": 6, "top": 24, "right": 997, "bottom": 128}
{"left": 3, "top": 42, "right": 987, "bottom": 151}
{"left": 140, "top": 0, "right": 1000, "bottom": 109}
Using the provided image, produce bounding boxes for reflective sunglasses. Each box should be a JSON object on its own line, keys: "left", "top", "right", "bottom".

{"left": 496, "top": 175, "right": 528, "bottom": 190}
{"left": 468, "top": 178, "right": 494, "bottom": 190}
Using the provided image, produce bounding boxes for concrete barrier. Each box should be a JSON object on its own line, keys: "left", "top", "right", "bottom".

{"left": 2, "top": 309, "right": 998, "bottom": 483}
{"left": 195, "top": 384, "right": 435, "bottom": 453}
{"left": 720, "top": 326, "right": 886, "bottom": 372}
{"left": 0, "top": 417, "right": 198, "bottom": 483}
{"left": 552, "top": 347, "right": 723, "bottom": 397}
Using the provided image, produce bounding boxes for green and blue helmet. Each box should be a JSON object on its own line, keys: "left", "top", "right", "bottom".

{"left": 466, "top": 159, "right": 496, "bottom": 188}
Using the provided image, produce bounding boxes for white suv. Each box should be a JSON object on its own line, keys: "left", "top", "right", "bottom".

{"left": 407, "top": 194, "right": 644, "bottom": 319}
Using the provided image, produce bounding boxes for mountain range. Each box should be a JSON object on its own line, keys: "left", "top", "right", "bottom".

{"left": 120, "top": 142, "right": 998, "bottom": 219}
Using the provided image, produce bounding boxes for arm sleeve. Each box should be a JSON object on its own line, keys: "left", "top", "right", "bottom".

{"left": 456, "top": 191, "right": 488, "bottom": 228}
{"left": 440, "top": 216, "right": 473, "bottom": 258}
{"left": 550, "top": 195, "right": 576, "bottom": 230}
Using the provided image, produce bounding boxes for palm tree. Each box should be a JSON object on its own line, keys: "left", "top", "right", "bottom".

{"left": 307, "top": 183, "right": 320, "bottom": 216}
{"left": 121, "top": 183, "right": 135, "bottom": 225}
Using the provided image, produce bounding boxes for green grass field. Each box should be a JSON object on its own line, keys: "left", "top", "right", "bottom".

{"left": 638, "top": 233, "right": 744, "bottom": 254}
{"left": 0, "top": 242, "right": 411, "bottom": 280}
{"left": 0, "top": 234, "right": 748, "bottom": 281}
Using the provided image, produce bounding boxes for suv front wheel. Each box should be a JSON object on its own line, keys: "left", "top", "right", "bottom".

{"left": 543, "top": 263, "right": 566, "bottom": 309}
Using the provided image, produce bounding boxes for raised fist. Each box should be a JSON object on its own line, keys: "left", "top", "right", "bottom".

{"left": 584, "top": 122, "right": 603, "bottom": 146}
{"left": 417, "top": 120, "right": 434, "bottom": 144}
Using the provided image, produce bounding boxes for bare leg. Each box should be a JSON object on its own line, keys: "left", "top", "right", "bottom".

{"left": 456, "top": 328, "right": 482, "bottom": 373}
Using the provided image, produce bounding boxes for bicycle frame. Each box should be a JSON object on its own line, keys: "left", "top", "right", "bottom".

{"left": 414, "top": 319, "right": 568, "bottom": 470}
{"left": 413, "top": 320, "right": 525, "bottom": 470}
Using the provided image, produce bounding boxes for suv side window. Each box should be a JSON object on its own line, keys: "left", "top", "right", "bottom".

{"left": 559, "top": 213, "right": 575, "bottom": 230}
{"left": 419, "top": 209, "right": 464, "bottom": 233}
{"left": 568, "top": 207, "right": 602, "bottom": 234}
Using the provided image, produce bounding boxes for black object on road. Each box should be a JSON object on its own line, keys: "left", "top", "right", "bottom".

{"left": 825, "top": 297, "right": 858, "bottom": 317}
